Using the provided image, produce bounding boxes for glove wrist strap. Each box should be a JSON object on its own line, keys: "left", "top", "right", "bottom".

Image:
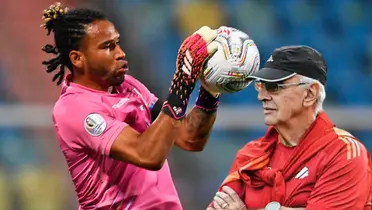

{"left": 162, "top": 73, "right": 196, "bottom": 120}
{"left": 195, "top": 86, "right": 220, "bottom": 112}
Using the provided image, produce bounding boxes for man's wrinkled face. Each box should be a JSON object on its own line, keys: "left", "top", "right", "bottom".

{"left": 255, "top": 75, "right": 311, "bottom": 126}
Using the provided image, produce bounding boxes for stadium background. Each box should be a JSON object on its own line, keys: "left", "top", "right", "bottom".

{"left": 1, "top": 0, "right": 372, "bottom": 209}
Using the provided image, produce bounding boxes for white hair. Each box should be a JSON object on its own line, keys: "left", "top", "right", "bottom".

{"left": 298, "top": 75, "right": 326, "bottom": 115}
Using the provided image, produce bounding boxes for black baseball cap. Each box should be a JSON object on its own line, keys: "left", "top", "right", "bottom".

{"left": 248, "top": 45, "right": 327, "bottom": 85}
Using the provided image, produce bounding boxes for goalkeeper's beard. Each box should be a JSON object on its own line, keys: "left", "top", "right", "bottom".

{"left": 89, "top": 68, "right": 126, "bottom": 87}
{"left": 108, "top": 74, "right": 125, "bottom": 86}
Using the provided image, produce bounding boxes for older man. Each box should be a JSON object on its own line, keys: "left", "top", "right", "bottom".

{"left": 208, "top": 46, "right": 372, "bottom": 210}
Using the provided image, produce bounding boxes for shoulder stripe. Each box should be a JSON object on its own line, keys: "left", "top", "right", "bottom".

{"left": 353, "top": 137, "right": 361, "bottom": 157}
{"left": 339, "top": 136, "right": 361, "bottom": 160}
{"left": 333, "top": 127, "right": 362, "bottom": 160}
{"left": 338, "top": 137, "right": 352, "bottom": 160}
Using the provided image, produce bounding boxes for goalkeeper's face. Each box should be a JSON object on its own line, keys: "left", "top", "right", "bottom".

{"left": 257, "top": 75, "right": 312, "bottom": 126}
{"left": 77, "top": 20, "right": 128, "bottom": 87}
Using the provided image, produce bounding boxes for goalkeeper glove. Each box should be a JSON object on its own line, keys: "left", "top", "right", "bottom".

{"left": 162, "top": 26, "right": 218, "bottom": 119}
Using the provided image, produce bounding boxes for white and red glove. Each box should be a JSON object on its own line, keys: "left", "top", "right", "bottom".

{"left": 162, "top": 26, "right": 218, "bottom": 119}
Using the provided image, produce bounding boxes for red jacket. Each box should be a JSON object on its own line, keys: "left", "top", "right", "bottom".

{"left": 218, "top": 112, "right": 372, "bottom": 209}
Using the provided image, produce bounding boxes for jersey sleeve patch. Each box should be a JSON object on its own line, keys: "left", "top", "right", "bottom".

{"left": 84, "top": 113, "right": 107, "bottom": 136}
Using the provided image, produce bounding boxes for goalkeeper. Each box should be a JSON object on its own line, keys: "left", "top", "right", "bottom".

{"left": 42, "top": 2, "right": 219, "bottom": 209}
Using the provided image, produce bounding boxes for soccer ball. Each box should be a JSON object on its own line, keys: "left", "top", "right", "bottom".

{"left": 200, "top": 26, "right": 260, "bottom": 94}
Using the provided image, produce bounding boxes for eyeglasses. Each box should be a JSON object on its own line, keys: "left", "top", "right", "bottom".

{"left": 254, "top": 81, "right": 309, "bottom": 93}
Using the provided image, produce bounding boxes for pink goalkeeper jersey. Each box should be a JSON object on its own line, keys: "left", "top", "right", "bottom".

{"left": 52, "top": 74, "right": 182, "bottom": 210}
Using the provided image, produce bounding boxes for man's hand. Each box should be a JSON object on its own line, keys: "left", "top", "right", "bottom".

{"left": 213, "top": 186, "right": 247, "bottom": 210}
{"left": 210, "top": 186, "right": 305, "bottom": 210}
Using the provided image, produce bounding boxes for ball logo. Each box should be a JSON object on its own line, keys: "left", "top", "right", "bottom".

{"left": 84, "top": 113, "right": 107, "bottom": 136}
{"left": 233, "top": 47, "right": 240, "bottom": 55}
{"left": 217, "top": 27, "right": 231, "bottom": 36}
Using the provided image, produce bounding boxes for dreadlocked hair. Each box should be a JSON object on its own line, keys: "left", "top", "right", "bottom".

{"left": 41, "top": 2, "right": 106, "bottom": 85}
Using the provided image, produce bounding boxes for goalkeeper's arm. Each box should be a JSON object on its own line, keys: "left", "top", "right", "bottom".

{"left": 150, "top": 85, "right": 219, "bottom": 152}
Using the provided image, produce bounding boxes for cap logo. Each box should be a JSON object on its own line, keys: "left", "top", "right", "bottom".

{"left": 267, "top": 55, "right": 273, "bottom": 62}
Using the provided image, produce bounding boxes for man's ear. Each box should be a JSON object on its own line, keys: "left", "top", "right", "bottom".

{"left": 304, "top": 83, "right": 319, "bottom": 108}
{"left": 69, "top": 50, "right": 85, "bottom": 69}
